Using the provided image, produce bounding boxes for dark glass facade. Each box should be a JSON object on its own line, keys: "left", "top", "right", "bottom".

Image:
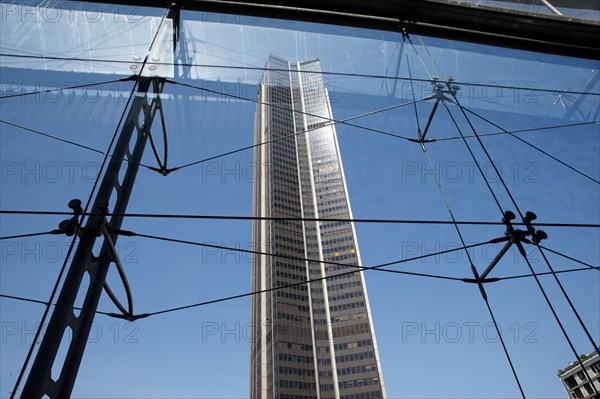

{"left": 251, "top": 56, "right": 386, "bottom": 399}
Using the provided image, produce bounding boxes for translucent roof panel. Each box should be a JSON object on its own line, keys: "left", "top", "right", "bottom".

{"left": 439, "top": 0, "right": 600, "bottom": 21}
{"left": 0, "top": 1, "right": 171, "bottom": 76}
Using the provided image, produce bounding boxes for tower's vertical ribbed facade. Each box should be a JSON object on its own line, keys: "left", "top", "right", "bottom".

{"left": 251, "top": 55, "right": 386, "bottom": 399}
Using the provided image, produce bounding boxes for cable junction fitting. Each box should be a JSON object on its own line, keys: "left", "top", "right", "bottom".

{"left": 412, "top": 77, "right": 460, "bottom": 147}
{"left": 464, "top": 210, "right": 548, "bottom": 290}
{"left": 59, "top": 199, "right": 139, "bottom": 322}
{"left": 57, "top": 199, "right": 83, "bottom": 237}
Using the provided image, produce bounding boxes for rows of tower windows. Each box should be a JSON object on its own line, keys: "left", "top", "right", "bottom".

{"left": 273, "top": 196, "right": 301, "bottom": 209}
{"left": 325, "top": 244, "right": 356, "bottom": 256}
{"left": 272, "top": 219, "right": 305, "bottom": 228}
{"left": 318, "top": 197, "right": 347, "bottom": 208}
{"left": 329, "top": 280, "right": 361, "bottom": 292}
{"left": 322, "top": 235, "right": 354, "bottom": 247}
{"left": 272, "top": 283, "right": 307, "bottom": 293}
{"left": 334, "top": 339, "right": 372, "bottom": 352}
{"left": 339, "top": 377, "right": 380, "bottom": 389}
{"left": 320, "top": 204, "right": 349, "bottom": 215}
{"left": 272, "top": 191, "right": 300, "bottom": 202}
{"left": 327, "top": 271, "right": 362, "bottom": 282}
{"left": 340, "top": 389, "right": 382, "bottom": 399}
{"left": 279, "top": 395, "right": 317, "bottom": 399}
{"left": 329, "top": 291, "right": 364, "bottom": 303}
{"left": 279, "top": 341, "right": 314, "bottom": 352}
{"left": 275, "top": 300, "right": 310, "bottom": 313}
{"left": 331, "top": 312, "right": 368, "bottom": 324}
{"left": 319, "top": 383, "right": 336, "bottom": 392}
{"left": 337, "top": 363, "right": 377, "bottom": 378}
{"left": 274, "top": 242, "right": 305, "bottom": 253}
{"left": 272, "top": 249, "right": 305, "bottom": 260}
{"left": 330, "top": 301, "right": 365, "bottom": 313}
{"left": 275, "top": 261, "right": 304, "bottom": 272}
{"left": 329, "top": 263, "right": 361, "bottom": 273}
{"left": 335, "top": 350, "right": 375, "bottom": 364}
{"left": 320, "top": 221, "right": 352, "bottom": 230}
{"left": 274, "top": 234, "right": 304, "bottom": 245}
{"left": 278, "top": 365, "right": 315, "bottom": 377}
{"left": 277, "top": 312, "right": 308, "bottom": 322}
{"left": 275, "top": 270, "right": 306, "bottom": 282}
{"left": 278, "top": 353, "right": 312, "bottom": 363}
{"left": 278, "top": 380, "right": 317, "bottom": 390}
{"left": 333, "top": 322, "right": 372, "bottom": 339}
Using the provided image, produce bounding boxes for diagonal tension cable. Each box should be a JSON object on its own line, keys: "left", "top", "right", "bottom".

{"left": 166, "top": 96, "right": 431, "bottom": 173}
{"left": 0, "top": 293, "right": 113, "bottom": 316}
{"left": 405, "top": 37, "right": 526, "bottom": 397}
{"left": 0, "top": 119, "right": 104, "bottom": 154}
{"left": 133, "top": 240, "right": 500, "bottom": 318}
{"left": 495, "top": 266, "right": 599, "bottom": 281}
{"left": 0, "top": 243, "right": 479, "bottom": 319}
{"left": 441, "top": 67, "right": 600, "bottom": 392}
{"left": 2, "top": 52, "right": 599, "bottom": 96}
{"left": 0, "top": 230, "right": 62, "bottom": 240}
{"left": 537, "top": 245, "right": 600, "bottom": 270}
{"left": 122, "top": 230, "right": 481, "bottom": 281}
{"left": 167, "top": 78, "right": 414, "bottom": 142}
{"left": 462, "top": 106, "right": 600, "bottom": 184}
{"left": 435, "top": 121, "right": 600, "bottom": 143}
{"left": 442, "top": 103, "right": 506, "bottom": 213}
{"left": 0, "top": 118, "right": 155, "bottom": 170}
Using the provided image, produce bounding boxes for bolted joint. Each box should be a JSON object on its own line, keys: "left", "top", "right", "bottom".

{"left": 512, "top": 229, "right": 528, "bottom": 242}
{"left": 533, "top": 230, "right": 548, "bottom": 244}
{"left": 524, "top": 211, "right": 537, "bottom": 224}
{"left": 58, "top": 219, "right": 78, "bottom": 237}
{"left": 522, "top": 210, "right": 548, "bottom": 243}
{"left": 68, "top": 199, "right": 83, "bottom": 215}
{"left": 502, "top": 210, "right": 516, "bottom": 223}
{"left": 95, "top": 200, "right": 109, "bottom": 214}
{"left": 89, "top": 218, "right": 105, "bottom": 237}
{"left": 57, "top": 199, "right": 84, "bottom": 236}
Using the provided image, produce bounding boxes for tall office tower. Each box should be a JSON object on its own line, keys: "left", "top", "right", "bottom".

{"left": 251, "top": 55, "right": 386, "bottom": 399}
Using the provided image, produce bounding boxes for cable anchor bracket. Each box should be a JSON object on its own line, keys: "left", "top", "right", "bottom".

{"left": 477, "top": 210, "right": 548, "bottom": 283}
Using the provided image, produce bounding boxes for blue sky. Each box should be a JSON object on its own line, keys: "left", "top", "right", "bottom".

{"left": 0, "top": 1, "right": 599, "bottom": 397}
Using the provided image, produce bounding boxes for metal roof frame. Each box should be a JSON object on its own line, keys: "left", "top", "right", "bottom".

{"left": 75, "top": 0, "right": 600, "bottom": 59}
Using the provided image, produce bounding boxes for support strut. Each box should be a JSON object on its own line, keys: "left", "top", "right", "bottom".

{"left": 20, "top": 77, "right": 165, "bottom": 398}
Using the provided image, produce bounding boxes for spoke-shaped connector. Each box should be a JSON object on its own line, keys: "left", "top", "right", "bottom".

{"left": 533, "top": 230, "right": 548, "bottom": 244}
{"left": 502, "top": 210, "right": 516, "bottom": 223}
{"left": 522, "top": 210, "right": 548, "bottom": 243}
{"left": 524, "top": 211, "right": 537, "bottom": 224}
{"left": 68, "top": 199, "right": 83, "bottom": 215}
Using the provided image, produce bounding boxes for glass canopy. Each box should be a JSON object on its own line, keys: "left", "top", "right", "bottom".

{"left": 0, "top": 0, "right": 598, "bottom": 397}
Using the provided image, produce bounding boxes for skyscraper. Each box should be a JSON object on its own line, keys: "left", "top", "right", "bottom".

{"left": 251, "top": 55, "right": 386, "bottom": 399}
